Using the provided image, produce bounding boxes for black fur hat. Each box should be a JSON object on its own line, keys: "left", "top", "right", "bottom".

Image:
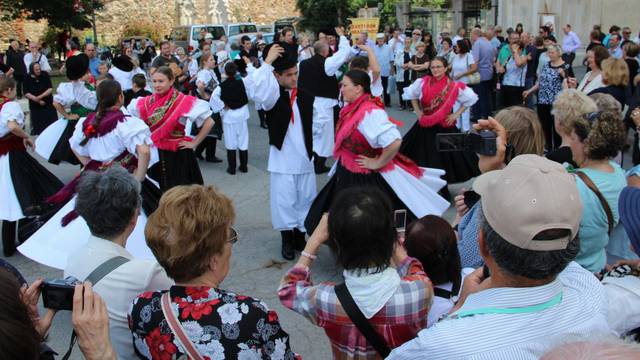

{"left": 65, "top": 53, "right": 90, "bottom": 80}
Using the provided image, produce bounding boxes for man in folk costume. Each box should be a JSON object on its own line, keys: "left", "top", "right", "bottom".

{"left": 251, "top": 43, "right": 316, "bottom": 260}
{"left": 298, "top": 27, "right": 351, "bottom": 174}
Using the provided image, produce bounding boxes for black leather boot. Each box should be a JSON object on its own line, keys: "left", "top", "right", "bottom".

{"left": 238, "top": 150, "right": 248, "bottom": 173}
{"left": 2, "top": 220, "right": 17, "bottom": 257}
{"left": 314, "top": 154, "right": 330, "bottom": 174}
{"left": 206, "top": 139, "right": 223, "bottom": 163}
{"left": 258, "top": 110, "right": 268, "bottom": 129}
{"left": 195, "top": 141, "right": 206, "bottom": 160}
{"left": 226, "top": 150, "right": 237, "bottom": 175}
{"left": 280, "top": 230, "right": 295, "bottom": 260}
{"left": 293, "top": 228, "right": 306, "bottom": 252}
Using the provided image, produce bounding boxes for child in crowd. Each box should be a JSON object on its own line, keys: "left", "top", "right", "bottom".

{"left": 123, "top": 74, "right": 151, "bottom": 107}
{"left": 209, "top": 62, "right": 256, "bottom": 174}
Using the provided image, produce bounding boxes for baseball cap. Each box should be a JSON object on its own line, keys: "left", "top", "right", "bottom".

{"left": 204, "top": 33, "right": 213, "bottom": 40}
{"left": 376, "top": 33, "right": 385, "bottom": 39}
{"left": 473, "top": 154, "right": 582, "bottom": 251}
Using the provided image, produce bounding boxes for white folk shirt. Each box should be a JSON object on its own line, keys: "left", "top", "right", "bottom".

{"left": 251, "top": 63, "right": 313, "bottom": 175}
{"left": 313, "top": 34, "right": 352, "bottom": 117}
{"left": 209, "top": 76, "right": 256, "bottom": 125}
{"left": 64, "top": 236, "right": 174, "bottom": 360}
{"left": 388, "top": 262, "right": 612, "bottom": 360}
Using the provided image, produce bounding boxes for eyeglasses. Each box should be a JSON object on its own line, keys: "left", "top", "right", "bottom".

{"left": 228, "top": 227, "right": 238, "bottom": 244}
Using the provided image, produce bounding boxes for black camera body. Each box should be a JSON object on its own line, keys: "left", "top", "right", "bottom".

{"left": 41, "top": 277, "right": 79, "bottom": 311}
{"left": 436, "top": 130, "right": 497, "bottom": 156}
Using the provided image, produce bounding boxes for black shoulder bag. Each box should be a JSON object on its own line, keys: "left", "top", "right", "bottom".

{"left": 61, "top": 256, "right": 130, "bottom": 360}
{"left": 334, "top": 283, "right": 391, "bottom": 357}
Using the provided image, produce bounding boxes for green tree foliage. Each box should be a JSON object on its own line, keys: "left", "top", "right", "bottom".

{"left": 296, "top": 0, "right": 353, "bottom": 33}
{"left": 1, "top": 0, "right": 104, "bottom": 29}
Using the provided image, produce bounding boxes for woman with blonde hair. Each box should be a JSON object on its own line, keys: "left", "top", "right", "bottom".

{"left": 547, "top": 89, "right": 599, "bottom": 167}
{"left": 129, "top": 185, "right": 297, "bottom": 359}
{"left": 588, "top": 57, "right": 629, "bottom": 107}
{"left": 297, "top": 33, "right": 314, "bottom": 61}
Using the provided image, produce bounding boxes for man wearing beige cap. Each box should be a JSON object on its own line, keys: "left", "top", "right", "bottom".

{"left": 388, "top": 155, "right": 612, "bottom": 360}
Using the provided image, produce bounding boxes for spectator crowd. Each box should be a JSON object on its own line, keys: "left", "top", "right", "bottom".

{"left": 1, "top": 19, "right": 640, "bottom": 360}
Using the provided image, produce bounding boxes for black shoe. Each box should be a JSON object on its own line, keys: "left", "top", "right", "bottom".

{"left": 238, "top": 150, "right": 248, "bottom": 173}
{"left": 280, "top": 230, "right": 295, "bottom": 260}
{"left": 206, "top": 156, "right": 223, "bottom": 163}
{"left": 226, "top": 150, "right": 237, "bottom": 175}
{"left": 293, "top": 228, "right": 306, "bottom": 252}
{"left": 205, "top": 139, "right": 222, "bottom": 162}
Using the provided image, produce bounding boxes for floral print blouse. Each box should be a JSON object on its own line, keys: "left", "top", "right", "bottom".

{"left": 128, "top": 286, "right": 298, "bottom": 360}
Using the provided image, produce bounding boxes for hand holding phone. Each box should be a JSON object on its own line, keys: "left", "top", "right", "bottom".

{"left": 394, "top": 209, "right": 407, "bottom": 233}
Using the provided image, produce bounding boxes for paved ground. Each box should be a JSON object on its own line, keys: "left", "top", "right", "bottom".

{"left": 4, "top": 65, "right": 614, "bottom": 360}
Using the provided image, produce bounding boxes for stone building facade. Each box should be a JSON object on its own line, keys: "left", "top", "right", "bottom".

{"left": 2, "top": 0, "right": 297, "bottom": 46}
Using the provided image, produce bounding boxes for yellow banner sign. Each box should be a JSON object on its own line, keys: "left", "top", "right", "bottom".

{"left": 349, "top": 18, "right": 380, "bottom": 40}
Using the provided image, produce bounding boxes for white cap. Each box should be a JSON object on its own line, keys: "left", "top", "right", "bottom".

{"left": 204, "top": 33, "right": 213, "bottom": 40}
{"left": 376, "top": 33, "right": 385, "bottom": 39}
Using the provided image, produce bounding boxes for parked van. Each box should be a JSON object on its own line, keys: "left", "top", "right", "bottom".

{"left": 169, "top": 24, "right": 226, "bottom": 53}
{"left": 273, "top": 17, "right": 301, "bottom": 35}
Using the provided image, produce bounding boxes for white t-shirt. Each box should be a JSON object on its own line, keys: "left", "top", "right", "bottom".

{"left": 369, "top": 70, "right": 384, "bottom": 97}
{"left": 451, "top": 53, "right": 475, "bottom": 84}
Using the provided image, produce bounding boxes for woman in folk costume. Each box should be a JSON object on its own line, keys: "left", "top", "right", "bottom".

{"left": 36, "top": 54, "right": 96, "bottom": 165}
{"left": 128, "top": 66, "right": 215, "bottom": 191}
{"left": 400, "top": 56, "right": 480, "bottom": 198}
{"left": 0, "top": 77, "right": 62, "bottom": 256}
{"left": 210, "top": 61, "right": 255, "bottom": 175}
{"left": 192, "top": 53, "right": 223, "bottom": 163}
{"left": 19, "top": 79, "right": 160, "bottom": 269}
{"left": 305, "top": 70, "right": 450, "bottom": 234}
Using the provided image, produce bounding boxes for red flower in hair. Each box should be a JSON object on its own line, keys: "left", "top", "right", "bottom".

{"left": 145, "top": 328, "right": 177, "bottom": 360}
{"left": 83, "top": 123, "right": 97, "bottom": 138}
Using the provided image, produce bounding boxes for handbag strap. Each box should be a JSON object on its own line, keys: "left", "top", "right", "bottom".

{"left": 161, "top": 292, "right": 205, "bottom": 360}
{"left": 61, "top": 256, "right": 130, "bottom": 360}
{"left": 334, "top": 283, "right": 391, "bottom": 357}
{"left": 576, "top": 171, "right": 614, "bottom": 234}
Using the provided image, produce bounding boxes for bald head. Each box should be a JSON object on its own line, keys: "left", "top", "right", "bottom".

{"left": 84, "top": 43, "right": 96, "bottom": 58}
{"left": 314, "top": 40, "right": 330, "bottom": 58}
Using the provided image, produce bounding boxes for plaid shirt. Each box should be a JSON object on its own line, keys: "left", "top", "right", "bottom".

{"left": 278, "top": 257, "right": 433, "bottom": 360}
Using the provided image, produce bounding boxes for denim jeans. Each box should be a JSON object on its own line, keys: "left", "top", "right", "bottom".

{"left": 524, "top": 77, "right": 535, "bottom": 109}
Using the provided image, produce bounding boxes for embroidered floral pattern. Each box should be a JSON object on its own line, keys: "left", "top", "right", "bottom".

{"left": 129, "top": 286, "right": 298, "bottom": 359}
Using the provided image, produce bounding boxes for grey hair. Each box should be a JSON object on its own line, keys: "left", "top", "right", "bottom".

{"left": 541, "top": 337, "right": 640, "bottom": 360}
{"left": 313, "top": 40, "right": 328, "bottom": 55}
{"left": 75, "top": 166, "right": 141, "bottom": 239}
{"left": 477, "top": 204, "right": 579, "bottom": 280}
{"left": 546, "top": 44, "right": 563, "bottom": 56}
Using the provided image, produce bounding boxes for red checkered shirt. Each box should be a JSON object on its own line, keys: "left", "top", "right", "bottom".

{"left": 278, "top": 257, "right": 433, "bottom": 359}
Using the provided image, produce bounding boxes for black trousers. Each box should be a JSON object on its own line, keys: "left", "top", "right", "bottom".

{"left": 537, "top": 104, "right": 561, "bottom": 149}
{"left": 471, "top": 80, "right": 493, "bottom": 121}
{"left": 562, "top": 52, "right": 576, "bottom": 68}
{"left": 380, "top": 76, "right": 391, "bottom": 106}
{"left": 500, "top": 85, "right": 525, "bottom": 108}
{"left": 14, "top": 74, "right": 24, "bottom": 97}
{"left": 396, "top": 80, "right": 409, "bottom": 108}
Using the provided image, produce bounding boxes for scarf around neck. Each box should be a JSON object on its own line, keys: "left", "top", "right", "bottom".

{"left": 343, "top": 267, "right": 402, "bottom": 319}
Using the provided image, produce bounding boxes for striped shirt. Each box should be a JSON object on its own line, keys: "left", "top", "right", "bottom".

{"left": 278, "top": 257, "right": 433, "bottom": 360}
{"left": 387, "top": 262, "right": 612, "bottom": 360}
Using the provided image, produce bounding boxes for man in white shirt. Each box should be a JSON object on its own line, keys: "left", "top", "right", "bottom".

{"left": 373, "top": 33, "right": 394, "bottom": 106}
{"left": 65, "top": 168, "right": 173, "bottom": 360}
{"left": 23, "top": 42, "right": 51, "bottom": 73}
{"left": 388, "top": 28, "right": 405, "bottom": 55}
{"left": 388, "top": 155, "right": 612, "bottom": 360}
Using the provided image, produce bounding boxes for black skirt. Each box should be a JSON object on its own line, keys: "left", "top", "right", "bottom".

{"left": 400, "top": 123, "right": 480, "bottom": 184}
{"left": 191, "top": 112, "right": 222, "bottom": 139}
{"left": 8, "top": 150, "right": 63, "bottom": 214}
{"left": 140, "top": 178, "right": 161, "bottom": 216}
{"left": 29, "top": 102, "right": 58, "bottom": 135}
{"left": 48, "top": 120, "right": 80, "bottom": 165}
{"left": 148, "top": 149, "right": 204, "bottom": 192}
{"left": 304, "top": 163, "right": 416, "bottom": 234}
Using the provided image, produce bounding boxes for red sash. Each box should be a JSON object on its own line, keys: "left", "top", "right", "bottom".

{"left": 137, "top": 88, "right": 196, "bottom": 151}
{"left": 0, "top": 96, "right": 26, "bottom": 156}
{"left": 334, "top": 94, "right": 423, "bottom": 177}
{"left": 417, "top": 75, "right": 465, "bottom": 128}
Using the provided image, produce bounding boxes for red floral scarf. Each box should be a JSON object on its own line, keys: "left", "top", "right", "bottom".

{"left": 137, "top": 88, "right": 196, "bottom": 151}
{"left": 334, "top": 94, "right": 423, "bottom": 177}
{"left": 418, "top": 75, "right": 465, "bottom": 128}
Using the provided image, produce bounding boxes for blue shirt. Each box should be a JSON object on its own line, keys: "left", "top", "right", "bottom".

{"left": 609, "top": 46, "right": 623, "bottom": 59}
{"left": 472, "top": 37, "right": 495, "bottom": 81}
{"left": 457, "top": 202, "right": 483, "bottom": 268}
{"left": 373, "top": 43, "right": 393, "bottom": 77}
{"left": 89, "top": 57, "right": 100, "bottom": 77}
{"left": 575, "top": 163, "right": 627, "bottom": 272}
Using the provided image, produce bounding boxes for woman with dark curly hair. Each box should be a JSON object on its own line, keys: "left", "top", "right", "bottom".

{"left": 568, "top": 94, "right": 627, "bottom": 272}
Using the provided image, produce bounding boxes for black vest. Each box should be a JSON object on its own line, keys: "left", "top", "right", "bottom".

{"left": 220, "top": 78, "right": 249, "bottom": 110}
{"left": 265, "top": 87, "right": 314, "bottom": 159}
{"left": 298, "top": 54, "right": 340, "bottom": 100}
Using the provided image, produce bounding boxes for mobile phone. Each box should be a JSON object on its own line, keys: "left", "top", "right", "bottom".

{"left": 394, "top": 209, "right": 407, "bottom": 233}
{"left": 40, "top": 278, "right": 79, "bottom": 311}
{"left": 463, "top": 190, "right": 481, "bottom": 209}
